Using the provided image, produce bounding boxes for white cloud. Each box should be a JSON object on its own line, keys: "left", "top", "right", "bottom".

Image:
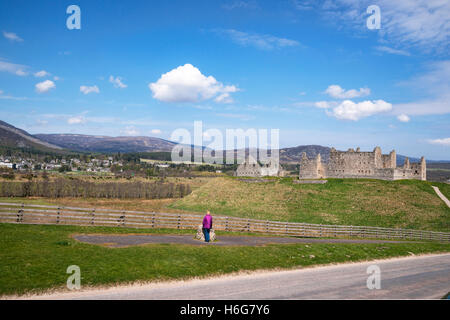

{"left": 149, "top": 64, "right": 239, "bottom": 103}
{"left": 3, "top": 31, "right": 23, "bottom": 42}
{"left": 67, "top": 116, "right": 86, "bottom": 125}
{"left": 215, "top": 92, "right": 234, "bottom": 104}
{"left": 109, "top": 75, "right": 127, "bottom": 89}
{"left": 121, "top": 126, "right": 139, "bottom": 136}
{"left": 314, "top": 0, "right": 450, "bottom": 52}
{"left": 80, "top": 85, "right": 100, "bottom": 95}
{"left": 150, "top": 129, "right": 162, "bottom": 135}
{"left": 222, "top": 1, "right": 259, "bottom": 10}
{"left": 15, "top": 69, "right": 27, "bottom": 76}
{"left": 324, "top": 84, "right": 370, "bottom": 99}
{"left": 378, "top": 0, "right": 450, "bottom": 52}
{"left": 0, "top": 94, "right": 28, "bottom": 100}
{"left": 315, "top": 101, "right": 335, "bottom": 109}
{"left": 0, "top": 59, "right": 28, "bottom": 76}
{"left": 34, "top": 70, "right": 50, "bottom": 77}
{"left": 292, "top": 0, "right": 315, "bottom": 11}
{"left": 215, "top": 29, "right": 300, "bottom": 50}
{"left": 394, "top": 99, "right": 450, "bottom": 116}
{"left": 428, "top": 138, "right": 450, "bottom": 146}
{"left": 393, "top": 60, "right": 450, "bottom": 116}
{"left": 397, "top": 114, "right": 410, "bottom": 122}
{"left": 35, "top": 80, "right": 55, "bottom": 93}
{"left": 375, "top": 46, "right": 410, "bottom": 56}
{"left": 36, "top": 119, "right": 48, "bottom": 126}
{"left": 0, "top": 89, "right": 3, "bottom": 95}
{"left": 193, "top": 105, "right": 213, "bottom": 110}
{"left": 331, "top": 99, "right": 392, "bottom": 121}
{"left": 215, "top": 113, "right": 253, "bottom": 121}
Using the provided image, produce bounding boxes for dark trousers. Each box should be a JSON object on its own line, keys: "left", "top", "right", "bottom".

{"left": 202, "top": 228, "right": 210, "bottom": 242}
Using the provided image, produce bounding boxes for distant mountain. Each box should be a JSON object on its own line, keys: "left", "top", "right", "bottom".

{"left": 0, "top": 120, "right": 63, "bottom": 152}
{"left": 2, "top": 120, "right": 448, "bottom": 163}
{"left": 35, "top": 134, "right": 177, "bottom": 153}
{"left": 279, "top": 145, "right": 331, "bottom": 163}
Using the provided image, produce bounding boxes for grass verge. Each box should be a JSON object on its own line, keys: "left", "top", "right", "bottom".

{"left": 1, "top": 223, "right": 449, "bottom": 297}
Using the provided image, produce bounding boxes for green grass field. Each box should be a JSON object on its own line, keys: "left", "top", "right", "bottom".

{"left": 1, "top": 177, "right": 449, "bottom": 295}
{"left": 171, "top": 177, "right": 450, "bottom": 231}
{"left": 1, "top": 223, "right": 449, "bottom": 296}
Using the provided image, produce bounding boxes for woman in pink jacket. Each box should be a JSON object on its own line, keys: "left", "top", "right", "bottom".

{"left": 202, "top": 211, "right": 213, "bottom": 242}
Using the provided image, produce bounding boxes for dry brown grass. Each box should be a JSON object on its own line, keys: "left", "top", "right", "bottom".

{"left": 182, "top": 178, "right": 294, "bottom": 220}
{"left": 42, "top": 197, "right": 186, "bottom": 213}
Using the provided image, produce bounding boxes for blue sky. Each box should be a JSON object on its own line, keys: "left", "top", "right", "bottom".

{"left": 0, "top": 0, "right": 449, "bottom": 159}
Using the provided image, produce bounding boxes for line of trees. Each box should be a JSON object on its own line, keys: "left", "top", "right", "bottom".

{"left": 0, "top": 178, "right": 192, "bottom": 199}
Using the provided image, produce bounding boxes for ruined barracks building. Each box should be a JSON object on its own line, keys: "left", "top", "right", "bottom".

{"left": 235, "top": 155, "right": 285, "bottom": 177}
{"left": 299, "top": 147, "right": 426, "bottom": 181}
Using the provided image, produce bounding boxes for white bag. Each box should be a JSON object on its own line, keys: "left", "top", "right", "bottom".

{"left": 195, "top": 224, "right": 216, "bottom": 241}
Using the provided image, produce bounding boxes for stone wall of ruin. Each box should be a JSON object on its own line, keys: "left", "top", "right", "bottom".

{"left": 235, "top": 163, "right": 262, "bottom": 177}
{"left": 299, "top": 147, "right": 426, "bottom": 181}
{"left": 299, "top": 153, "right": 326, "bottom": 179}
{"left": 235, "top": 158, "right": 284, "bottom": 177}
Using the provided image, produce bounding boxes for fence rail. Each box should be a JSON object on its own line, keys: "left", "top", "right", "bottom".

{"left": 0, "top": 202, "right": 449, "bottom": 242}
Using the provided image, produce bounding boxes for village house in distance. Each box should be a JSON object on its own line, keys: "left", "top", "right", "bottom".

{"left": 299, "top": 146, "right": 426, "bottom": 181}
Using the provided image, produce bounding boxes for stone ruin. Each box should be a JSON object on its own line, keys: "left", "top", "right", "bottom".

{"left": 299, "top": 146, "right": 426, "bottom": 181}
{"left": 234, "top": 155, "right": 285, "bottom": 177}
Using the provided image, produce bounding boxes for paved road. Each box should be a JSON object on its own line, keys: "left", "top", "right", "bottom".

{"left": 28, "top": 253, "right": 450, "bottom": 300}
{"left": 73, "top": 234, "right": 417, "bottom": 247}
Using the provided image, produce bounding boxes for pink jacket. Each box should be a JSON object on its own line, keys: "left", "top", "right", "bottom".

{"left": 202, "top": 214, "right": 213, "bottom": 229}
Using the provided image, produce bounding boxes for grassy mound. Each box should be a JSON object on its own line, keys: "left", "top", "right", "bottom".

{"left": 171, "top": 177, "right": 450, "bottom": 231}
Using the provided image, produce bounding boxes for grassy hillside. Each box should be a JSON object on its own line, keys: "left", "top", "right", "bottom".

{"left": 171, "top": 177, "right": 450, "bottom": 232}
{"left": 0, "top": 120, "right": 64, "bottom": 154}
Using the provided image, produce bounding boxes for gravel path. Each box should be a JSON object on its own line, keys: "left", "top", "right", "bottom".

{"left": 73, "top": 234, "right": 416, "bottom": 247}
{"left": 432, "top": 186, "right": 450, "bottom": 208}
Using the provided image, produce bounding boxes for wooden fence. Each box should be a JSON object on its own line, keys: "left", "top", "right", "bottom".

{"left": 0, "top": 202, "right": 449, "bottom": 242}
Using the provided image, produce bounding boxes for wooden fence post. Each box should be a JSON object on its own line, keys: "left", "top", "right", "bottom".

{"left": 56, "top": 207, "right": 60, "bottom": 224}
{"left": 177, "top": 214, "right": 181, "bottom": 229}
{"left": 152, "top": 213, "right": 155, "bottom": 228}
{"left": 120, "top": 211, "right": 126, "bottom": 227}
{"left": 247, "top": 219, "right": 250, "bottom": 232}
{"left": 17, "top": 203, "right": 24, "bottom": 223}
{"left": 225, "top": 217, "right": 229, "bottom": 231}
{"left": 90, "top": 209, "right": 95, "bottom": 225}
